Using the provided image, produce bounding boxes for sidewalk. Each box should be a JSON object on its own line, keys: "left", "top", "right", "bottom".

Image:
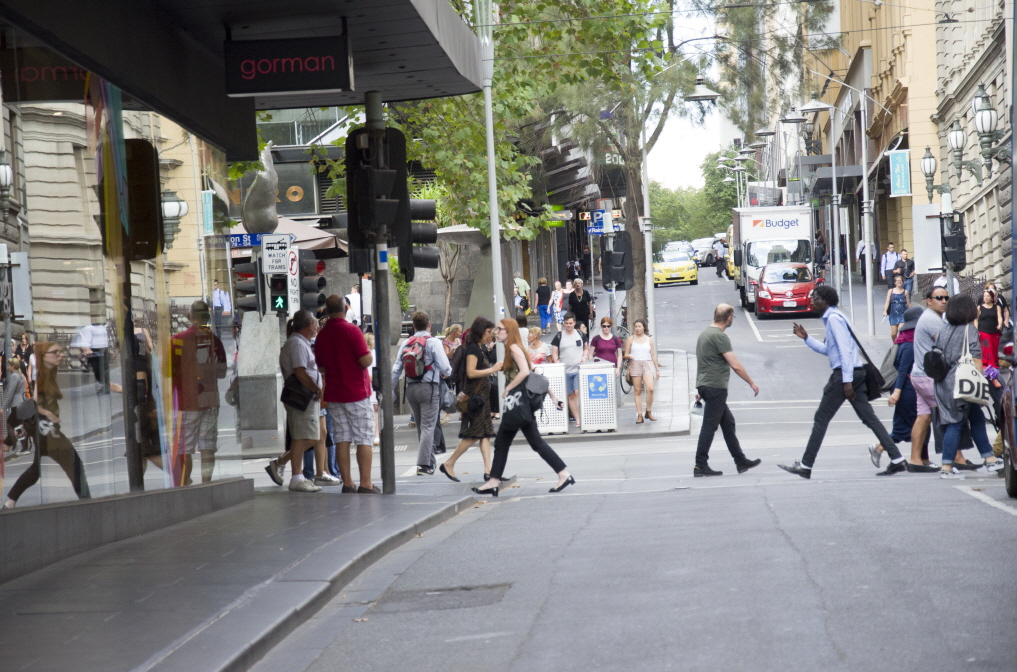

{"left": 0, "top": 490, "right": 474, "bottom": 672}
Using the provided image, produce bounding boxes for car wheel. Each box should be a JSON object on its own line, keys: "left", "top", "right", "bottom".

{"left": 691, "top": 279, "right": 698, "bottom": 286}
{"left": 1005, "top": 449, "right": 1017, "bottom": 498}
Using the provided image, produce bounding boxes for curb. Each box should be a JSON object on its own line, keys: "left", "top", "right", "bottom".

{"left": 150, "top": 495, "right": 476, "bottom": 672}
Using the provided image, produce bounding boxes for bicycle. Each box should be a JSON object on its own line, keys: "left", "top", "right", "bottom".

{"left": 618, "top": 359, "right": 632, "bottom": 395}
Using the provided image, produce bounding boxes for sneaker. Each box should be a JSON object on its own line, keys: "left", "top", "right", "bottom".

{"left": 982, "top": 460, "right": 1005, "bottom": 474}
{"left": 868, "top": 444, "right": 882, "bottom": 468}
{"left": 265, "top": 460, "right": 284, "bottom": 486}
{"left": 314, "top": 473, "right": 342, "bottom": 486}
{"left": 288, "top": 479, "right": 322, "bottom": 493}
{"left": 373, "top": 437, "right": 380, "bottom": 446}
{"left": 417, "top": 466, "right": 435, "bottom": 476}
{"left": 693, "top": 465, "right": 724, "bottom": 477}
{"left": 939, "top": 469, "right": 965, "bottom": 480}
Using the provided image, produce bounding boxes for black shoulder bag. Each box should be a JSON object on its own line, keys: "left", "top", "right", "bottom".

{"left": 280, "top": 374, "right": 315, "bottom": 411}
{"left": 845, "top": 322, "right": 885, "bottom": 401}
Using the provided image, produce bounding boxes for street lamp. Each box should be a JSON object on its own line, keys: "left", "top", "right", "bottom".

{"left": 946, "top": 119, "right": 966, "bottom": 180}
{"left": 687, "top": 78, "right": 721, "bottom": 102}
{"left": 919, "top": 147, "right": 939, "bottom": 203}
{"left": 973, "top": 84, "right": 1000, "bottom": 177}
{"left": 161, "top": 190, "right": 189, "bottom": 248}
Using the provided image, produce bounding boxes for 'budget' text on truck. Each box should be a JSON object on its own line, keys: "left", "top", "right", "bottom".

{"left": 730, "top": 206, "right": 814, "bottom": 311}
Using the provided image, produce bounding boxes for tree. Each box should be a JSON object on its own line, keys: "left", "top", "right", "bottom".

{"left": 648, "top": 181, "right": 717, "bottom": 248}
{"left": 699, "top": 151, "right": 740, "bottom": 232}
{"left": 542, "top": 1, "right": 712, "bottom": 322}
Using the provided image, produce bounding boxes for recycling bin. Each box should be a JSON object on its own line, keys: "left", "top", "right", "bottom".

{"left": 579, "top": 360, "right": 617, "bottom": 433}
{"left": 535, "top": 362, "right": 568, "bottom": 435}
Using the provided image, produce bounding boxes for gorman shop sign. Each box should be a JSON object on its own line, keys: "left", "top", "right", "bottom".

{"left": 225, "top": 36, "right": 354, "bottom": 97}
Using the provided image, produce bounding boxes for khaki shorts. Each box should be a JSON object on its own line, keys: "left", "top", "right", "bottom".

{"left": 178, "top": 408, "right": 219, "bottom": 454}
{"left": 628, "top": 360, "right": 656, "bottom": 378}
{"left": 911, "top": 375, "right": 936, "bottom": 416}
{"left": 287, "top": 399, "right": 321, "bottom": 441}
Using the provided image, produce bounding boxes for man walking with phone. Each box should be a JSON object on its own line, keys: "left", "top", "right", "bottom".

{"left": 693, "top": 304, "right": 761, "bottom": 477}
{"left": 779, "top": 285, "right": 907, "bottom": 478}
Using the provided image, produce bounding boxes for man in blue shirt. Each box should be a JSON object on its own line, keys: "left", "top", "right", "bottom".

{"left": 778, "top": 285, "right": 907, "bottom": 478}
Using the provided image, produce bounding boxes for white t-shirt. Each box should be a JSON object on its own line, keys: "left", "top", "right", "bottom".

{"left": 345, "top": 293, "right": 362, "bottom": 325}
{"left": 932, "top": 275, "right": 960, "bottom": 294}
{"left": 552, "top": 329, "right": 588, "bottom": 374}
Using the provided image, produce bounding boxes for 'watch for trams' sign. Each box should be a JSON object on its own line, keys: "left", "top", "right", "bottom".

{"left": 225, "top": 36, "right": 354, "bottom": 97}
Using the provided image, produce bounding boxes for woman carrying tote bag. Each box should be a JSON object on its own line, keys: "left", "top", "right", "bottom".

{"left": 934, "top": 294, "right": 1004, "bottom": 479}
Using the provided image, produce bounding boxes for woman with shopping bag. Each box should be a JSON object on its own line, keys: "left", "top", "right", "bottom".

{"left": 934, "top": 294, "right": 1004, "bottom": 479}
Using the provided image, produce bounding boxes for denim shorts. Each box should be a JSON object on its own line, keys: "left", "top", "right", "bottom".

{"left": 566, "top": 372, "right": 579, "bottom": 394}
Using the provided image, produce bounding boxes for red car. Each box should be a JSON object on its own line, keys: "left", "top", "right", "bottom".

{"left": 753, "top": 263, "right": 820, "bottom": 318}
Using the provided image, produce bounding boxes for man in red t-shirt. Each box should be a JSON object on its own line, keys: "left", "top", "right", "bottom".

{"left": 315, "top": 294, "right": 378, "bottom": 493}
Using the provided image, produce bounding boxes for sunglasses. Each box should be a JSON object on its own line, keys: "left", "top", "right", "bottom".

{"left": 931, "top": 295, "right": 949, "bottom": 301}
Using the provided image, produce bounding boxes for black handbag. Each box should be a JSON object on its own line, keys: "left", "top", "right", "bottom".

{"left": 846, "top": 325, "right": 885, "bottom": 401}
{"left": 280, "top": 373, "right": 315, "bottom": 411}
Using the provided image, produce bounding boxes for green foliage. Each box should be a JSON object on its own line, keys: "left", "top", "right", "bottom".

{"left": 389, "top": 256, "right": 411, "bottom": 313}
{"left": 649, "top": 182, "right": 716, "bottom": 248}
{"left": 710, "top": 1, "right": 837, "bottom": 140}
{"left": 699, "top": 150, "right": 744, "bottom": 232}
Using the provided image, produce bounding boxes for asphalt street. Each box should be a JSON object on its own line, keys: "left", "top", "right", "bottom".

{"left": 259, "top": 272, "right": 1017, "bottom": 671}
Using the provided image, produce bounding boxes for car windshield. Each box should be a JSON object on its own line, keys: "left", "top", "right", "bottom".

{"left": 763, "top": 266, "right": 812, "bottom": 284}
{"left": 746, "top": 240, "right": 811, "bottom": 267}
{"left": 655, "top": 251, "right": 691, "bottom": 263}
{"left": 691, "top": 238, "right": 714, "bottom": 249}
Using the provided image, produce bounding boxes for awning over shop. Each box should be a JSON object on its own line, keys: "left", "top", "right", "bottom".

{"left": 809, "top": 165, "right": 864, "bottom": 195}
{"left": 0, "top": 0, "right": 482, "bottom": 160}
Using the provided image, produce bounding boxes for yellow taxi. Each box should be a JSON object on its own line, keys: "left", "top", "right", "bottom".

{"left": 653, "top": 249, "right": 698, "bottom": 286}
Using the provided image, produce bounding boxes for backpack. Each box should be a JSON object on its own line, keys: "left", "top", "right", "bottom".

{"left": 525, "top": 370, "right": 550, "bottom": 414}
{"left": 520, "top": 295, "right": 530, "bottom": 312}
{"left": 449, "top": 346, "right": 467, "bottom": 391}
{"left": 401, "top": 335, "right": 432, "bottom": 381}
{"left": 924, "top": 345, "right": 950, "bottom": 382}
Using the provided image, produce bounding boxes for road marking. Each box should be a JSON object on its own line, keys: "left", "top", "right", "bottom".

{"left": 776, "top": 345, "right": 803, "bottom": 348}
{"left": 743, "top": 310, "right": 763, "bottom": 342}
{"left": 444, "top": 631, "right": 514, "bottom": 643}
{"left": 400, "top": 466, "right": 418, "bottom": 477}
{"left": 955, "top": 485, "right": 1017, "bottom": 516}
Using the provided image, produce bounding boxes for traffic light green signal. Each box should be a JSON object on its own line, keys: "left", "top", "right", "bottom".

{"left": 268, "top": 274, "right": 288, "bottom": 315}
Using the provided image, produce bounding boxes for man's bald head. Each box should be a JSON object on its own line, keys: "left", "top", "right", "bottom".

{"left": 713, "top": 303, "right": 735, "bottom": 324}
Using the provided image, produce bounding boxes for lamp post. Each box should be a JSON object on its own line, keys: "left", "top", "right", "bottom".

{"left": 161, "top": 190, "right": 188, "bottom": 249}
{"left": 781, "top": 108, "right": 806, "bottom": 204}
{"left": 919, "top": 148, "right": 958, "bottom": 296}
{"left": 947, "top": 119, "right": 966, "bottom": 180}
{"left": 476, "top": 0, "right": 505, "bottom": 325}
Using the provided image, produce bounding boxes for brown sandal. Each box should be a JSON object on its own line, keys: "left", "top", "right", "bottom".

{"left": 645, "top": 411, "right": 657, "bottom": 421}
{"left": 636, "top": 414, "right": 644, "bottom": 424}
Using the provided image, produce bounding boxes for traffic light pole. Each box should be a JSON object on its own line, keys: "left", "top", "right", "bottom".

{"left": 478, "top": 0, "right": 505, "bottom": 323}
{"left": 364, "top": 91, "right": 397, "bottom": 495}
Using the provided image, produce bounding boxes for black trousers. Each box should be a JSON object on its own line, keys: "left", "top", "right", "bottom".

{"left": 8, "top": 421, "right": 91, "bottom": 502}
{"left": 695, "top": 386, "right": 747, "bottom": 468}
{"left": 490, "top": 418, "right": 566, "bottom": 479}
{"left": 802, "top": 367, "right": 901, "bottom": 467}
{"left": 87, "top": 349, "right": 109, "bottom": 392}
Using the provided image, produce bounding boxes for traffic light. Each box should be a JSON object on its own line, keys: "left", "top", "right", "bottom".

{"left": 268, "top": 274, "right": 287, "bottom": 315}
{"left": 297, "top": 250, "right": 327, "bottom": 312}
{"left": 233, "top": 261, "right": 264, "bottom": 314}
{"left": 942, "top": 212, "right": 967, "bottom": 272}
{"left": 602, "top": 231, "right": 635, "bottom": 290}
{"left": 386, "top": 129, "right": 438, "bottom": 282}
{"left": 345, "top": 129, "right": 399, "bottom": 276}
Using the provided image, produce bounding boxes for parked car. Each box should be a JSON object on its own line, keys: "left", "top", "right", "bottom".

{"left": 653, "top": 249, "right": 699, "bottom": 286}
{"left": 690, "top": 237, "right": 717, "bottom": 266}
{"left": 753, "top": 262, "right": 820, "bottom": 318}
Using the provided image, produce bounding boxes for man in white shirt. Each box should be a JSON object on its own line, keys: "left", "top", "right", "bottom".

{"left": 345, "top": 284, "right": 362, "bottom": 327}
{"left": 879, "top": 242, "right": 900, "bottom": 289}
{"left": 73, "top": 323, "right": 110, "bottom": 394}
{"left": 211, "top": 279, "right": 232, "bottom": 337}
{"left": 551, "top": 313, "right": 589, "bottom": 429}
{"left": 932, "top": 271, "right": 961, "bottom": 295}
{"left": 712, "top": 239, "right": 727, "bottom": 277}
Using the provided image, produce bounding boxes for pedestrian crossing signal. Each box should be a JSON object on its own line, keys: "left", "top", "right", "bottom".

{"left": 268, "top": 274, "right": 288, "bottom": 315}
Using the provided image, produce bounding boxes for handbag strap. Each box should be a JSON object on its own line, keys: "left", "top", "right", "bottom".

{"left": 843, "top": 316, "right": 875, "bottom": 367}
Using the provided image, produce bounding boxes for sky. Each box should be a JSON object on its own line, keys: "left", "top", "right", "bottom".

{"left": 646, "top": 107, "right": 723, "bottom": 190}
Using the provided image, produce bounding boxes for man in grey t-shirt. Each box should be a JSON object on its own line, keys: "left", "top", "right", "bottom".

{"left": 909, "top": 286, "right": 948, "bottom": 463}
{"left": 552, "top": 312, "right": 588, "bottom": 429}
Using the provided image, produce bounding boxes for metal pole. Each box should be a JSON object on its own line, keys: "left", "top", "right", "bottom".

{"left": 845, "top": 203, "right": 855, "bottom": 324}
{"left": 364, "top": 91, "right": 396, "bottom": 495}
{"left": 641, "top": 130, "right": 656, "bottom": 337}
{"left": 478, "top": 0, "right": 505, "bottom": 323}
{"left": 830, "top": 108, "right": 841, "bottom": 295}
{"left": 859, "top": 95, "right": 876, "bottom": 335}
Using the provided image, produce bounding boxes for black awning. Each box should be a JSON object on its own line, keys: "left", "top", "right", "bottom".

{"left": 809, "top": 165, "right": 864, "bottom": 194}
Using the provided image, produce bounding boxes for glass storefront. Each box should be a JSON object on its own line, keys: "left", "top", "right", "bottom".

{"left": 0, "top": 25, "right": 243, "bottom": 508}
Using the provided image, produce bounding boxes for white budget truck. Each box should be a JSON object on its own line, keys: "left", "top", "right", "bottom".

{"left": 730, "top": 206, "right": 814, "bottom": 311}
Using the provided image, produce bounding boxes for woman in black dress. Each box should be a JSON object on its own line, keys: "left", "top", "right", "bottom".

{"left": 439, "top": 317, "right": 502, "bottom": 482}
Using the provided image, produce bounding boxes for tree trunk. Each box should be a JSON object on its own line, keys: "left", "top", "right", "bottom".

{"left": 623, "top": 151, "right": 647, "bottom": 324}
{"left": 444, "top": 278, "right": 453, "bottom": 328}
